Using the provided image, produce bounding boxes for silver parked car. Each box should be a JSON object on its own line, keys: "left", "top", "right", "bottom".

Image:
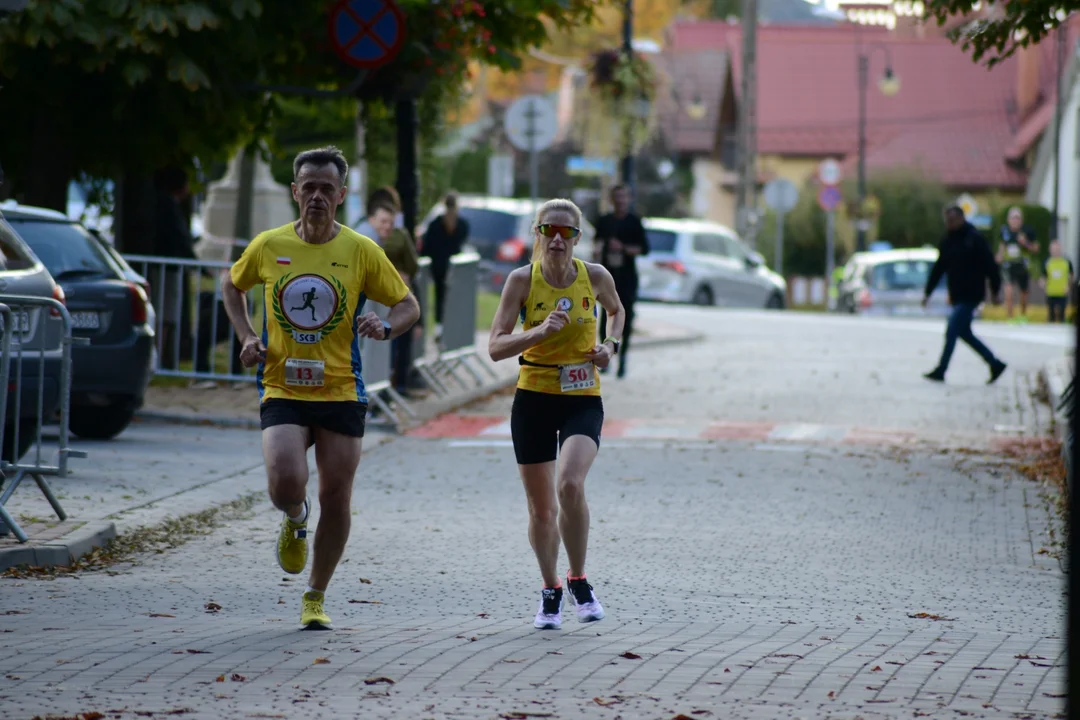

{"left": 0, "top": 209, "right": 66, "bottom": 460}
{"left": 835, "top": 248, "right": 955, "bottom": 317}
{"left": 636, "top": 218, "right": 787, "bottom": 308}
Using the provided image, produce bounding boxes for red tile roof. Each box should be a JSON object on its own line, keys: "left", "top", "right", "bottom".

{"left": 664, "top": 20, "right": 1070, "bottom": 189}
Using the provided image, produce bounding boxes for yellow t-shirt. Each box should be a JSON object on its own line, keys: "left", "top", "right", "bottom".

{"left": 517, "top": 259, "right": 601, "bottom": 396}
{"left": 230, "top": 223, "right": 409, "bottom": 403}
{"left": 1045, "top": 257, "right": 1072, "bottom": 297}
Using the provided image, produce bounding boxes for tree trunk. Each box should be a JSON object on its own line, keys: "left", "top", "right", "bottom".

{"left": 22, "top": 109, "right": 72, "bottom": 211}
{"left": 113, "top": 173, "right": 156, "bottom": 255}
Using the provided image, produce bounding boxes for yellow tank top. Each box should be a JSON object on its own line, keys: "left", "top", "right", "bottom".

{"left": 1046, "top": 257, "right": 1071, "bottom": 296}
{"left": 517, "top": 259, "right": 602, "bottom": 396}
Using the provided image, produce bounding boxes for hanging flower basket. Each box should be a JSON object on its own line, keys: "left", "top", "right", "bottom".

{"left": 579, "top": 49, "right": 658, "bottom": 158}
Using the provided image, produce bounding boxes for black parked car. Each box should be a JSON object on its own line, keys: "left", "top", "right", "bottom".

{"left": 3, "top": 204, "right": 155, "bottom": 440}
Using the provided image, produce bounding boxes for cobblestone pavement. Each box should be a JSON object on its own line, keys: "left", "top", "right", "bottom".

{"left": 0, "top": 307, "right": 1067, "bottom": 719}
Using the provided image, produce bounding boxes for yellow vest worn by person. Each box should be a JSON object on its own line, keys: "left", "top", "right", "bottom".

{"left": 230, "top": 223, "right": 409, "bottom": 403}
{"left": 1045, "top": 257, "right": 1072, "bottom": 297}
{"left": 517, "top": 259, "right": 602, "bottom": 397}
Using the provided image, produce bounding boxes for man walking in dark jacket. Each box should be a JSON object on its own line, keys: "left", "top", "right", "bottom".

{"left": 922, "top": 206, "right": 1007, "bottom": 384}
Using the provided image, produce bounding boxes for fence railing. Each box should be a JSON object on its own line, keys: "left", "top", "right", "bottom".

{"left": 0, "top": 296, "right": 89, "bottom": 543}
{"left": 124, "top": 250, "right": 498, "bottom": 427}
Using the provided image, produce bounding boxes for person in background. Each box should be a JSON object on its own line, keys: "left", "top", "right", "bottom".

{"left": 154, "top": 167, "right": 197, "bottom": 372}
{"left": 1041, "top": 239, "right": 1074, "bottom": 324}
{"left": 922, "top": 206, "right": 1007, "bottom": 384}
{"left": 996, "top": 206, "right": 1039, "bottom": 323}
{"left": 594, "top": 184, "right": 648, "bottom": 378}
{"left": 355, "top": 186, "right": 404, "bottom": 239}
{"left": 421, "top": 191, "right": 469, "bottom": 341}
{"left": 368, "top": 202, "right": 421, "bottom": 395}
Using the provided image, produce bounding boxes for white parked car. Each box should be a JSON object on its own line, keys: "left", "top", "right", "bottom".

{"left": 636, "top": 218, "right": 787, "bottom": 308}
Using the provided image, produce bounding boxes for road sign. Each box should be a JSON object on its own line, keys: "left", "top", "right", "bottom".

{"left": 817, "top": 158, "right": 842, "bottom": 187}
{"left": 328, "top": 0, "right": 406, "bottom": 70}
{"left": 763, "top": 178, "right": 799, "bottom": 214}
{"left": 504, "top": 95, "right": 558, "bottom": 153}
{"left": 818, "top": 185, "right": 842, "bottom": 212}
{"left": 566, "top": 156, "right": 616, "bottom": 177}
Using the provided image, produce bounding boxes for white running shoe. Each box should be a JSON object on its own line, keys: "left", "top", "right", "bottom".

{"left": 566, "top": 575, "right": 605, "bottom": 623}
{"left": 533, "top": 586, "right": 563, "bottom": 630}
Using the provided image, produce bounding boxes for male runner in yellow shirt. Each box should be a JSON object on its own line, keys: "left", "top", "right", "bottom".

{"left": 222, "top": 146, "right": 420, "bottom": 629}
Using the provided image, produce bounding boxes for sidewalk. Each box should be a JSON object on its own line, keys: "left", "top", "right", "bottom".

{"left": 0, "top": 318, "right": 701, "bottom": 571}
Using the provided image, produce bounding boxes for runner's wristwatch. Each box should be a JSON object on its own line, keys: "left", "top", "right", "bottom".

{"left": 382, "top": 321, "right": 391, "bottom": 340}
{"left": 604, "top": 336, "right": 621, "bottom": 355}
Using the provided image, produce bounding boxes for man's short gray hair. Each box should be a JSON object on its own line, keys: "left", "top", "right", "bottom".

{"left": 293, "top": 146, "right": 349, "bottom": 185}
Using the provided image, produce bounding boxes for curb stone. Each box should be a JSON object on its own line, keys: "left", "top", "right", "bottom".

{"left": 1038, "top": 353, "right": 1073, "bottom": 443}
{"left": 0, "top": 520, "right": 116, "bottom": 572}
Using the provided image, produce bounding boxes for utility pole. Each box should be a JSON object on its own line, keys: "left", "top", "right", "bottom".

{"left": 620, "top": 0, "right": 635, "bottom": 203}
{"left": 737, "top": 0, "right": 758, "bottom": 247}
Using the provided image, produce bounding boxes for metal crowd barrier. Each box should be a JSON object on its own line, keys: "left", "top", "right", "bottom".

{"left": 0, "top": 296, "right": 89, "bottom": 543}
{"left": 122, "top": 255, "right": 259, "bottom": 384}
{"left": 122, "top": 250, "right": 497, "bottom": 427}
{"left": 412, "top": 251, "right": 498, "bottom": 397}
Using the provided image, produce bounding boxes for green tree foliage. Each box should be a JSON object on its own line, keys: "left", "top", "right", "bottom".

{"left": 920, "top": 0, "right": 1077, "bottom": 66}
{"left": 862, "top": 167, "right": 951, "bottom": 250}
{"left": 0, "top": 0, "right": 604, "bottom": 214}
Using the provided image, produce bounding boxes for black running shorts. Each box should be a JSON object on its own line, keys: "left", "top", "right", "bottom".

{"left": 510, "top": 388, "right": 604, "bottom": 465}
{"left": 260, "top": 398, "right": 367, "bottom": 438}
{"left": 1005, "top": 263, "right": 1030, "bottom": 292}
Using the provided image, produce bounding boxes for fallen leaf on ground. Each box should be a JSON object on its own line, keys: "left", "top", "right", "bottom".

{"left": 186, "top": 649, "right": 210, "bottom": 654}
{"left": 619, "top": 651, "right": 642, "bottom": 660}
{"left": 133, "top": 710, "right": 194, "bottom": 716}
{"left": 547, "top": 651, "right": 563, "bottom": 655}
{"left": 855, "top": 615, "right": 864, "bottom": 621}
{"left": 313, "top": 658, "right": 330, "bottom": 665}
{"left": 498, "top": 713, "right": 554, "bottom": 719}
{"left": 364, "top": 676, "right": 395, "bottom": 685}
{"left": 1015, "top": 654, "right": 1046, "bottom": 660}
{"left": 871, "top": 665, "right": 883, "bottom": 672}
{"left": 593, "top": 696, "right": 621, "bottom": 706}
{"left": 348, "top": 599, "right": 383, "bottom": 604}
{"left": 358, "top": 578, "right": 372, "bottom": 584}
{"left": 477, "top": 613, "right": 489, "bottom": 618}
{"left": 907, "top": 612, "right": 955, "bottom": 621}
{"left": 205, "top": 602, "right": 222, "bottom": 613}
{"left": 215, "top": 675, "right": 226, "bottom": 683}
{"left": 246, "top": 714, "right": 287, "bottom": 719}
{"left": 672, "top": 715, "right": 695, "bottom": 720}
{"left": 1044, "top": 692, "right": 1067, "bottom": 698}
{"left": 504, "top": 658, "right": 527, "bottom": 663}
{"left": 827, "top": 691, "right": 836, "bottom": 699}
{"left": 148, "top": 613, "right": 175, "bottom": 618}
{"left": 230, "top": 673, "right": 246, "bottom": 682}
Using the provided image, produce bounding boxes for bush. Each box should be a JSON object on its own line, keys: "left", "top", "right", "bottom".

{"left": 989, "top": 203, "right": 1054, "bottom": 276}
{"left": 866, "top": 167, "right": 951, "bottom": 249}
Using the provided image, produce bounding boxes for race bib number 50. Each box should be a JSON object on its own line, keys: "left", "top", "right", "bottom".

{"left": 285, "top": 358, "right": 325, "bottom": 387}
{"left": 560, "top": 362, "right": 596, "bottom": 392}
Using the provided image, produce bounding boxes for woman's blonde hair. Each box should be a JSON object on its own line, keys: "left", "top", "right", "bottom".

{"left": 531, "top": 198, "right": 583, "bottom": 262}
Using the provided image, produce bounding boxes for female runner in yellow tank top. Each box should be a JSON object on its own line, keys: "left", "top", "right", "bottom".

{"left": 488, "top": 199, "right": 626, "bottom": 630}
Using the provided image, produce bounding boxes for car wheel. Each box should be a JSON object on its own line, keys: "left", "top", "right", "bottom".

{"left": 765, "top": 292, "right": 785, "bottom": 310}
{"left": 69, "top": 399, "right": 137, "bottom": 440}
{"left": 2, "top": 421, "right": 37, "bottom": 463}
{"left": 692, "top": 286, "right": 714, "bottom": 306}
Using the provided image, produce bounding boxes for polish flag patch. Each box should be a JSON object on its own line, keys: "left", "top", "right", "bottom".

{"left": 276, "top": 257, "right": 291, "bottom": 265}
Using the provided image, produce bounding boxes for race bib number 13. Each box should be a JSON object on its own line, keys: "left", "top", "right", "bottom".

{"left": 560, "top": 362, "right": 596, "bottom": 392}
{"left": 285, "top": 358, "right": 325, "bottom": 387}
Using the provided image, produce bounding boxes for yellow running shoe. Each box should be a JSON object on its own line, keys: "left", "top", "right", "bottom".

{"left": 301, "top": 590, "right": 331, "bottom": 630}
{"left": 276, "top": 500, "right": 309, "bottom": 575}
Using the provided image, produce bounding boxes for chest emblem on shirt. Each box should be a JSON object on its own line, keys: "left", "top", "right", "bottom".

{"left": 272, "top": 273, "right": 348, "bottom": 344}
{"left": 556, "top": 297, "right": 573, "bottom": 312}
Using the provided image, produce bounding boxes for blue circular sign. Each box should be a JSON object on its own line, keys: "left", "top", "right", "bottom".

{"left": 818, "top": 185, "right": 842, "bottom": 212}
{"left": 327, "top": 0, "right": 405, "bottom": 70}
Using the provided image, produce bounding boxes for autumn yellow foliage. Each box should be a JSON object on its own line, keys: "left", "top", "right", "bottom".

{"left": 449, "top": 0, "right": 705, "bottom": 126}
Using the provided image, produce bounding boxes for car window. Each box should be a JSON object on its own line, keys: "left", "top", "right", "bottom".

{"left": 869, "top": 259, "right": 935, "bottom": 291}
{"left": 454, "top": 208, "right": 520, "bottom": 247}
{"left": 720, "top": 235, "right": 747, "bottom": 261}
{"left": 6, "top": 219, "right": 116, "bottom": 281}
{"left": 692, "top": 234, "right": 724, "bottom": 256}
{"left": 646, "top": 229, "right": 677, "bottom": 252}
{"left": 0, "top": 220, "right": 35, "bottom": 272}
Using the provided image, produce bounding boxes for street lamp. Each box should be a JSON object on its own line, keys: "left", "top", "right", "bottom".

{"left": 856, "top": 44, "right": 899, "bottom": 252}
